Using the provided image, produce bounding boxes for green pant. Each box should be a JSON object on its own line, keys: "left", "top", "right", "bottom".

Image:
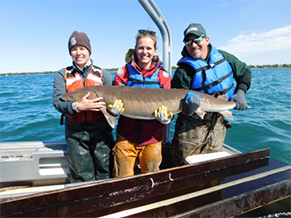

{"left": 171, "top": 112, "right": 227, "bottom": 167}
{"left": 66, "top": 122, "right": 114, "bottom": 183}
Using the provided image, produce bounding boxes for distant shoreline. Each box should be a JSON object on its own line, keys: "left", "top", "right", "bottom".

{"left": 0, "top": 69, "right": 118, "bottom": 77}
{"left": 0, "top": 65, "right": 290, "bottom": 76}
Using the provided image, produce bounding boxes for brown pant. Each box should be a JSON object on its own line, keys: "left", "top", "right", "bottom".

{"left": 112, "top": 134, "right": 162, "bottom": 178}
{"left": 171, "top": 113, "right": 226, "bottom": 167}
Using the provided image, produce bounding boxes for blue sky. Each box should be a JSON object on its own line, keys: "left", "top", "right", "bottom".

{"left": 0, "top": 0, "right": 290, "bottom": 74}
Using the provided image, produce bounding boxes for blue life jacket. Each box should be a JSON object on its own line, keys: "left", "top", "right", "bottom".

{"left": 177, "top": 47, "right": 235, "bottom": 100}
{"left": 125, "top": 63, "right": 161, "bottom": 89}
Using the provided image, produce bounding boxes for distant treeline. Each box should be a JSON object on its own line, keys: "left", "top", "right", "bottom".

{"left": 0, "top": 71, "right": 56, "bottom": 76}
{"left": 0, "top": 69, "right": 119, "bottom": 76}
{"left": 248, "top": 63, "right": 291, "bottom": 69}
{"left": 1, "top": 64, "right": 290, "bottom": 76}
{"left": 172, "top": 63, "right": 291, "bottom": 70}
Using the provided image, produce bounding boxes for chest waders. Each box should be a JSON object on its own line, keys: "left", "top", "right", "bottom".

{"left": 62, "top": 65, "right": 114, "bottom": 183}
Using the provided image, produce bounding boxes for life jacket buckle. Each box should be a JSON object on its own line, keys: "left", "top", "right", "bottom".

{"left": 209, "top": 63, "right": 215, "bottom": 68}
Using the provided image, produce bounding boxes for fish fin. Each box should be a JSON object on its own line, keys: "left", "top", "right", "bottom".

{"left": 101, "top": 106, "right": 116, "bottom": 129}
{"left": 217, "top": 94, "right": 228, "bottom": 101}
{"left": 219, "top": 111, "right": 233, "bottom": 120}
{"left": 195, "top": 108, "right": 206, "bottom": 119}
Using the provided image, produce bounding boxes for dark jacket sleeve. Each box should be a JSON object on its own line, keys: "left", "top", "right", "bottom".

{"left": 171, "top": 64, "right": 194, "bottom": 90}
{"left": 219, "top": 49, "right": 252, "bottom": 93}
{"left": 52, "top": 68, "right": 75, "bottom": 115}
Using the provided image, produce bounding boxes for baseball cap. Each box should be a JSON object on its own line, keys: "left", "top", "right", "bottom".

{"left": 183, "top": 23, "right": 207, "bottom": 41}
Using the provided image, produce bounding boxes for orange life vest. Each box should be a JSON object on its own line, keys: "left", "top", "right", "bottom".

{"left": 64, "top": 65, "right": 104, "bottom": 123}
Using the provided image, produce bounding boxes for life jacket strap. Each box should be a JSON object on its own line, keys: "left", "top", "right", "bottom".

{"left": 193, "top": 59, "right": 226, "bottom": 74}
{"left": 60, "top": 114, "right": 64, "bottom": 125}
{"left": 194, "top": 71, "right": 234, "bottom": 92}
{"left": 194, "top": 59, "right": 227, "bottom": 94}
{"left": 201, "top": 70, "right": 209, "bottom": 94}
{"left": 211, "top": 83, "right": 235, "bottom": 98}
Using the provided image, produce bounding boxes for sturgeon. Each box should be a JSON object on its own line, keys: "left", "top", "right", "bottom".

{"left": 61, "top": 86, "right": 236, "bottom": 128}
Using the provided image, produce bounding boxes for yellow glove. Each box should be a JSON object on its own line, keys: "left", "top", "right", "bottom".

{"left": 154, "top": 105, "right": 173, "bottom": 125}
{"left": 107, "top": 99, "right": 124, "bottom": 116}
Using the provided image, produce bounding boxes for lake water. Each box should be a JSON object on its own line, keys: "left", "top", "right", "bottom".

{"left": 0, "top": 68, "right": 290, "bottom": 165}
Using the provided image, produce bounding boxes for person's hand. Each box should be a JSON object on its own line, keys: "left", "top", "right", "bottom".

{"left": 107, "top": 99, "right": 124, "bottom": 116}
{"left": 182, "top": 92, "right": 200, "bottom": 116}
{"left": 230, "top": 89, "right": 249, "bottom": 110}
{"left": 75, "top": 92, "right": 105, "bottom": 112}
{"left": 154, "top": 105, "right": 173, "bottom": 125}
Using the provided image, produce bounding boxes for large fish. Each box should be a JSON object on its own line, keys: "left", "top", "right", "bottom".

{"left": 61, "top": 86, "right": 236, "bottom": 128}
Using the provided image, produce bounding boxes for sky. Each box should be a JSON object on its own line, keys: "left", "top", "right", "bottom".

{"left": 0, "top": 0, "right": 290, "bottom": 74}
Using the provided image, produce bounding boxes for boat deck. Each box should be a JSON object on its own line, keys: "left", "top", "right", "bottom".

{"left": 1, "top": 145, "right": 290, "bottom": 217}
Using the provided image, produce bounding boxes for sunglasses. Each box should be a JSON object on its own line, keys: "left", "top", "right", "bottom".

{"left": 138, "top": 29, "right": 156, "bottom": 35}
{"left": 185, "top": 35, "right": 205, "bottom": 46}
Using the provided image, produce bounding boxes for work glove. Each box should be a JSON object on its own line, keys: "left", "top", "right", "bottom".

{"left": 107, "top": 99, "right": 124, "bottom": 116}
{"left": 230, "top": 89, "right": 248, "bottom": 110}
{"left": 154, "top": 105, "right": 173, "bottom": 125}
{"left": 181, "top": 92, "right": 200, "bottom": 116}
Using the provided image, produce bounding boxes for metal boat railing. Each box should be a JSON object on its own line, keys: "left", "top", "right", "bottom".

{"left": 138, "top": 0, "right": 172, "bottom": 75}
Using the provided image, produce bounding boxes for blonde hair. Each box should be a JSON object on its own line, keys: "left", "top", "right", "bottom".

{"left": 136, "top": 30, "right": 157, "bottom": 49}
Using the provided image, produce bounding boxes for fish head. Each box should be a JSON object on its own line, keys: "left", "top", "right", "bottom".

{"left": 61, "top": 87, "right": 98, "bottom": 102}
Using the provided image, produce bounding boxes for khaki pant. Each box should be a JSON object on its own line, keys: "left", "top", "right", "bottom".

{"left": 171, "top": 113, "right": 226, "bottom": 167}
{"left": 113, "top": 134, "right": 162, "bottom": 177}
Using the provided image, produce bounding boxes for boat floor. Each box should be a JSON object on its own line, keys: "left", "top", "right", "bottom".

{"left": 235, "top": 196, "right": 291, "bottom": 217}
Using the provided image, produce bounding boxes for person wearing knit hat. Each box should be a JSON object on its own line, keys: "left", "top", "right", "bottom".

{"left": 171, "top": 23, "right": 252, "bottom": 167}
{"left": 52, "top": 30, "right": 115, "bottom": 183}
{"left": 68, "top": 30, "right": 92, "bottom": 55}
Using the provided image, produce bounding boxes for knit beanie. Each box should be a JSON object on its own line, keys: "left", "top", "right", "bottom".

{"left": 68, "top": 30, "right": 91, "bottom": 55}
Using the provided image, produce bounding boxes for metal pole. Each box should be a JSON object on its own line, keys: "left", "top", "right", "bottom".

{"left": 138, "top": 0, "right": 172, "bottom": 141}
